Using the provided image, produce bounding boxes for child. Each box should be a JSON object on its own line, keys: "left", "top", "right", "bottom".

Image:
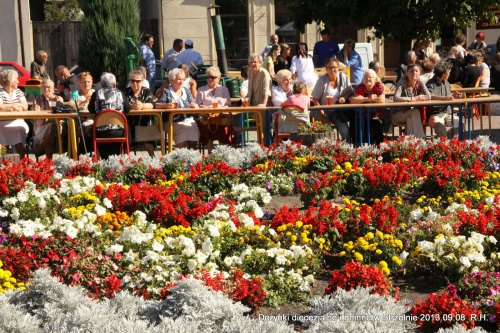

{"left": 239, "top": 65, "right": 249, "bottom": 98}
{"left": 285, "top": 81, "right": 310, "bottom": 112}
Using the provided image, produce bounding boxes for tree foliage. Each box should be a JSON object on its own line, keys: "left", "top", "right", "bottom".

{"left": 44, "top": 0, "right": 82, "bottom": 22}
{"left": 280, "top": 0, "right": 500, "bottom": 61}
{"left": 78, "top": 0, "right": 142, "bottom": 89}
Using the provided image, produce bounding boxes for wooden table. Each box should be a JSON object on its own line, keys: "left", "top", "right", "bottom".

{"left": 164, "top": 107, "right": 264, "bottom": 153}
{"left": 0, "top": 110, "right": 78, "bottom": 159}
{"left": 309, "top": 96, "right": 500, "bottom": 144}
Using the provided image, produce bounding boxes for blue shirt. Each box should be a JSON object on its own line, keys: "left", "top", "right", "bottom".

{"left": 313, "top": 41, "right": 339, "bottom": 68}
{"left": 344, "top": 50, "right": 363, "bottom": 84}
{"left": 140, "top": 44, "right": 156, "bottom": 77}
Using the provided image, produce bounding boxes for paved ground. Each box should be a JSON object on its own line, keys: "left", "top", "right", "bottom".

{"left": 22, "top": 93, "right": 500, "bottom": 161}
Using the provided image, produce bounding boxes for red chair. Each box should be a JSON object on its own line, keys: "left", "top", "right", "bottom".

{"left": 93, "top": 109, "right": 129, "bottom": 161}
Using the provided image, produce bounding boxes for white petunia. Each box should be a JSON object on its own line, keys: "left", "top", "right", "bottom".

{"left": 187, "top": 259, "right": 197, "bottom": 271}
{"left": 460, "top": 256, "right": 471, "bottom": 268}
{"left": 102, "top": 197, "right": 113, "bottom": 209}
{"left": 410, "top": 208, "right": 423, "bottom": 221}
{"left": 151, "top": 240, "right": 164, "bottom": 252}
{"left": 38, "top": 197, "right": 46, "bottom": 209}
{"left": 485, "top": 195, "right": 495, "bottom": 206}
{"left": 105, "top": 244, "right": 124, "bottom": 255}
{"left": 488, "top": 235, "right": 497, "bottom": 244}
{"left": 124, "top": 250, "right": 137, "bottom": 261}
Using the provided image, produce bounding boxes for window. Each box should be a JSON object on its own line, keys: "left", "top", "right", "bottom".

{"left": 215, "top": 0, "right": 249, "bottom": 69}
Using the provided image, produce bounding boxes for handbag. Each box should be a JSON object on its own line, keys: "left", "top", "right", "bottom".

{"left": 199, "top": 112, "right": 232, "bottom": 133}
{"left": 51, "top": 105, "right": 76, "bottom": 113}
{"left": 135, "top": 116, "right": 162, "bottom": 142}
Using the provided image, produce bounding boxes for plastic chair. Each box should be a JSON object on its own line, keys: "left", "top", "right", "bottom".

{"left": 274, "top": 104, "right": 307, "bottom": 143}
{"left": 93, "top": 109, "right": 129, "bottom": 161}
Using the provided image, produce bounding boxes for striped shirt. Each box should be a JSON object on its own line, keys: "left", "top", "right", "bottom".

{"left": 0, "top": 88, "right": 26, "bottom": 104}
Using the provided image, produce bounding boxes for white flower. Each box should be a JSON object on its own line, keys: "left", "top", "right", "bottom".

{"left": 105, "top": 244, "right": 124, "bottom": 255}
{"left": 485, "top": 195, "right": 495, "bottom": 206}
{"left": 17, "top": 191, "right": 29, "bottom": 203}
{"left": 459, "top": 256, "right": 471, "bottom": 268}
{"left": 410, "top": 208, "right": 423, "bottom": 221}
{"left": 268, "top": 228, "right": 277, "bottom": 237}
{"left": 102, "top": 197, "right": 113, "bottom": 209}
{"left": 223, "top": 257, "right": 233, "bottom": 266}
{"left": 207, "top": 225, "right": 220, "bottom": 237}
{"left": 276, "top": 254, "right": 287, "bottom": 265}
{"left": 0, "top": 209, "right": 7, "bottom": 217}
{"left": 201, "top": 238, "right": 213, "bottom": 254}
{"left": 195, "top": 251, "right": 207, "bottom": 264}
{"left": 399, "top": 251, "right": 409, "bottom": 262}
{"left": 151, "top": 240, "right": 164, "bottom": 252}
{"left": 427, "top": 209, "right": 438, "bottom": 222}
{"left": 187, "top": 259, "right": 197, "bottom": 271}
{"left": 242, "top": 273, "right": 251, "bottom": 279}
{"left": 9, "top": 224, "right": 22, "bottom": 234}
{"left": 94, "top": 204, "right": 106, "bottom": 217}
{"left": 304, "top": 274, "right": 315, "bottom": 284}
{"left": 488, "top": 235, "right": 497, "bottom": 244}
{"left": 239, "top": 213, "right": 255, "bottom": 228}
{"left": 38, "top": 197, "right": 46, "bottom": 209}
{"left": 221, "top": 221, "right": 234, "bottom": 232}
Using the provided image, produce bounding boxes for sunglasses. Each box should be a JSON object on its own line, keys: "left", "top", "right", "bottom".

{"left": 206, "top": 76, "right": 218, "bottom": 80}
{"left": 130, "top": 79, "right": 142, "bottom": 83}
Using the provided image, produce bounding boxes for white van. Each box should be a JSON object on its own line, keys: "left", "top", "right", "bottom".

{"left": 338, "top": 43, "right": 374, "bottom": 70}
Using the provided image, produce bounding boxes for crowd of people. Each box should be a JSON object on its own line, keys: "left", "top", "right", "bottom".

{"left": 2, "top": 30, "right": 499, "bottom": 160}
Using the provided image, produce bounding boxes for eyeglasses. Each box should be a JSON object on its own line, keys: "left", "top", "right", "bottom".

{"left": 130, "top": 79, "right": 142, "bottom": 83}
{"left": 206, "top": 76, "right": 218, "bottom": 80}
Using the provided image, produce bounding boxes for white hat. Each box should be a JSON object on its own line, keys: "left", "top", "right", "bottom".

{"left": 185, "top": 39, "right": 193, "bottom": 46}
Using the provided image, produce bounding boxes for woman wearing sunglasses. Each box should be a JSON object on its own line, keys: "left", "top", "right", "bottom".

{"left": 196, "top": 66, "right": 232, "bottom": 154}
{"left": 124, "top": 69, "right": 155, "bottom": 156}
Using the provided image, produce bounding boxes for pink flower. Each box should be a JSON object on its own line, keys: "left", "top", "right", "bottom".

{"left": 114, "top": 253, "right": 122, "bottom": 260}
{"left": 72, "top": 273, "right": 82, "bottom": 282}
{"left": 104, "top": 255, "right": 110, "bottom": 262}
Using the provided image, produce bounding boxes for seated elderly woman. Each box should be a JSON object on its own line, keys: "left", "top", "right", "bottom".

{"left": 155, "top": 67, "right": 200, "bottom": 149}
{"left": 88, "top": 73, "right": 131, "bottom": 160}
{"left": 271, "top": 69, "right": 293, "bottom": 107}
{"left": 33, "top": 79, "right": 63, "bottom": 159}
{"left": 196, "top": 66, "right": 232, "bottom": 154}
{"left": 124, "top": 69, "right": 155, "bottom": 157}
{"left": 0, "top": 69, "right": 29, "bottom": 159}
{"left": 349, "top": 70, "right": 386, "bottom": 144}
{"left": 393, "top": 64, "right": 430, "bottom": 139}
{"left": 68, "top": 72, "right": 95, "bottom": 154}
{"left": 311, "top": 57, "right": 354, "bottom": 142}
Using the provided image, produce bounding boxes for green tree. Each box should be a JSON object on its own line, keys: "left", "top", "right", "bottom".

{"left": 78, "top": 0, "right": 142, "bottom": 88}
{"left": 45, "top": 0, "right": 82, "bottom": 22}
{"left": 280, "top": 0, "right": 500, "bottom": 62}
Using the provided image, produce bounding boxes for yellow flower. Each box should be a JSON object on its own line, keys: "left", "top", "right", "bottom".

{"left": 381, "top": 267, "right": 390, "bottom": 276}
{"left": 318, "top": 238, "right": 325, "bottom": 244}
{"left": 378, "top": 260, "right": 388, "bottom": 268}
{"left": 365, "top": 232, "right": 374, "bottom": 240}
{"left": 291, "top": 235, "right": 297, "bottom": 242}
{"left": 296, "top": 221, "right": 303, "bottom": 228}
{"left": 340, "top": 251, "right": 346, "bottom": 255}
{"left": 376, "top": 249, "right": 382, "bottom": 254}
{"left": 354, "top": 252, "right": 363, "bottom": 261}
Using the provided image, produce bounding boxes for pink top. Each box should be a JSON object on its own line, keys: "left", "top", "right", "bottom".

{"left": 196, "top": 84, "right": 232, "bottom": 107}
{"left": 286, "top": 94, "right": 310, "bottom": 111}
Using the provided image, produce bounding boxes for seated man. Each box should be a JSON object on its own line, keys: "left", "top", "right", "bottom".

{"left": 425, "top": 61, "right": 463, "bottom": 139}
{"left": 55, "top": 65, "right": 79, "bottom": 102}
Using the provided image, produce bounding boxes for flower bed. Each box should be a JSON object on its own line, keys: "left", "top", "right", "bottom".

{"left": 0, "top": 137, "right": 499, "bottom": 331}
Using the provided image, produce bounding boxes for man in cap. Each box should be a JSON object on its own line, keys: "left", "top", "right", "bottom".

{"left": 177, "top": 39, "right": 203, "bottom": 73}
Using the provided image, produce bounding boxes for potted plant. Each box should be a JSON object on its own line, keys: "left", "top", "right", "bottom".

{"left": 0, "top": 144, "right": 20, "bottom": 164}
{"left": 291, "top": 120, "right": 335, "bottom": 146}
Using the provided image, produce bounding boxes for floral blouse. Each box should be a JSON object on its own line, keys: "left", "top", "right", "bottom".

{"left": 156, "top": 87, "right": 198, "bottom": 122}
